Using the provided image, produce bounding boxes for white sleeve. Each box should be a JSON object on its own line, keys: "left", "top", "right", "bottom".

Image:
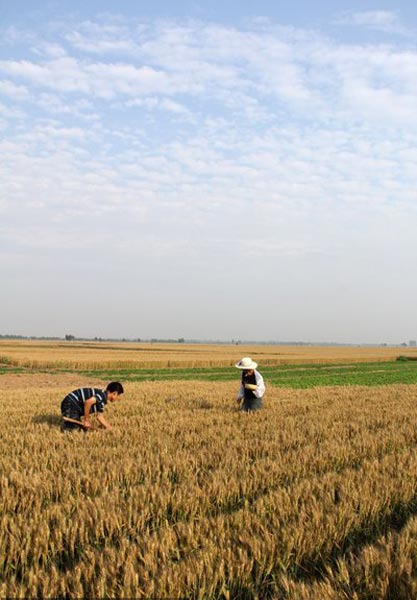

{"left": 254, "top": 371, "right": 265, "bottom": 398}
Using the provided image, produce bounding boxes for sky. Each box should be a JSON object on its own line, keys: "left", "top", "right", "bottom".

{"left": 1, "top": 1, "right": 417, "bottom": 343}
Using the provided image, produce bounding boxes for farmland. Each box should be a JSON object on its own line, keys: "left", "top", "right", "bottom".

{"left": 2, "top": 341, "right": 417, "bottom": 598}
{"left": 1, "top": 339, "right": 417, "bottom": 370}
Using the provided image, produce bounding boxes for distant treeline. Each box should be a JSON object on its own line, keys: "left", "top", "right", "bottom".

{"left": 0, "top": 334, "right": 408, "bottom": 347}
{"left": 0, "top": 334, "right": 331, "bottom": 345}
{"left": 0, "top": 335, "right": 62, "bottom": 340}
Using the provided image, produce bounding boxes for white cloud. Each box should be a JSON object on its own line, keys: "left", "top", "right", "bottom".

{"left": 66, "top": 20, "right": 136, "bottom": 55}
{"left": 33, "top": 42, "right": 68, "bottom": 58}
{"left": 336, "top": 10, "right": 410, "bottom": 35}
{"left": 36, "top": 93, "right": 94, "bottom": 116}
{"left": 1, "top": 19, "right": 416, "bottom": 124}
{"left": 0, "top": 57, "right": 186, "bottom": 98}
{"left": 127, "top": 96, "right": 191, "bottom": 117}
{"left": 0, "top": 100, "right": 24, "bottom": 119}
{"left": 68, "top": 32, "right": 136, "bottom": 55}
{"left": 0, "top": 79, "right": 29, "bottom": 100}
{"left": 341, "top": 82, "right": 417, "bottom": 123}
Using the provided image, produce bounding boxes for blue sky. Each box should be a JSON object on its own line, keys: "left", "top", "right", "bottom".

{"left": 1, "top": 1, "right": 416, "bottom": 343}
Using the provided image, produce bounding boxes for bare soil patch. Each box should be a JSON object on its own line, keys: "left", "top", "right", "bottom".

{"left": 0, "top": 371, "right": 108, "bottom": 391}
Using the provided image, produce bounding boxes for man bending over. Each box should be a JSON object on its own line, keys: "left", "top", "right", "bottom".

{"left": 60, "top": 381, "right": 124, "bottom": 431}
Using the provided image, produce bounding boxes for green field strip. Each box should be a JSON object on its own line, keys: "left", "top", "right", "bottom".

{"left": 2, "top": 360, "right": 417, "bottom": 388}
{"left": 0, "top": 366, "right": 27, "bottom": 374}
{"left": 75, "top": 360, "right": 417, "bottom": 388}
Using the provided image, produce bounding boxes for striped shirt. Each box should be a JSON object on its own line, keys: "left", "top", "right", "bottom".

{"left": 64, "top": 388, "right": 107, "bottom": 414}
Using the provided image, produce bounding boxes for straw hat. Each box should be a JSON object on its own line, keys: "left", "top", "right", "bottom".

{"left": 235, "top": 357, "right": 258, "bottom": 370}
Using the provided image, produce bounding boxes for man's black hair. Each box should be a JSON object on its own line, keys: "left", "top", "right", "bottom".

{"left": 106, "top": 381, "right": 124, "bottom": 394}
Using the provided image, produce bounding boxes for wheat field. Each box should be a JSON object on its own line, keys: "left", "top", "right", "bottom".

{"left": 1, "top": 339, "right": 416, "bottom": 370}
{"left": 2, "top": 368, "right": 417, "bottom": 598}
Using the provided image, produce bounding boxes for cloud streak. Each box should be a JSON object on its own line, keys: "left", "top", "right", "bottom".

{"left": 336, "top": 10, "right": 411, "bottom": 35}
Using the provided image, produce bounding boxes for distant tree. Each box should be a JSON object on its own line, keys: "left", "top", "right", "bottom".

{"left": 178, "top": 337, "right": 185, "bottom": 343}
{"left": 65, "top": 334, "right": 75, "bottom": 341}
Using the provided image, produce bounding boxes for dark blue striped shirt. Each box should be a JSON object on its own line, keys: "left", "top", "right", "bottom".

{"left": 65, "top": 388, "right": 107, "bottom": 414}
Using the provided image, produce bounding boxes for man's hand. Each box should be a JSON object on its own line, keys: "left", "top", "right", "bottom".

{"left": 83, "top": 419, "right": 93, "bottom": 429}
{"left": 96, "top": 414, "right": 111, "bottom": 430}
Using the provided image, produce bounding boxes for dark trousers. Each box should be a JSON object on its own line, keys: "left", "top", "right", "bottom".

{"left": 61, "top": 396, "right": 84, "bottom": 431}
{"left": 241, "top": 396, "right": 263, "bottom": 412}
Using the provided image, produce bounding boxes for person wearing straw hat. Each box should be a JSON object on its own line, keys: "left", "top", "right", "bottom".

{"left": 235, "top": 357, "right": 265, "bottom": 412}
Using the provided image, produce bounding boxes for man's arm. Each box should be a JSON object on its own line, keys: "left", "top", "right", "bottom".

{"left": 95, "top": 414, "right": 112, "bottom": 430}
{"left": 83, "top": 397, "right": 97, "bottom": 428}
